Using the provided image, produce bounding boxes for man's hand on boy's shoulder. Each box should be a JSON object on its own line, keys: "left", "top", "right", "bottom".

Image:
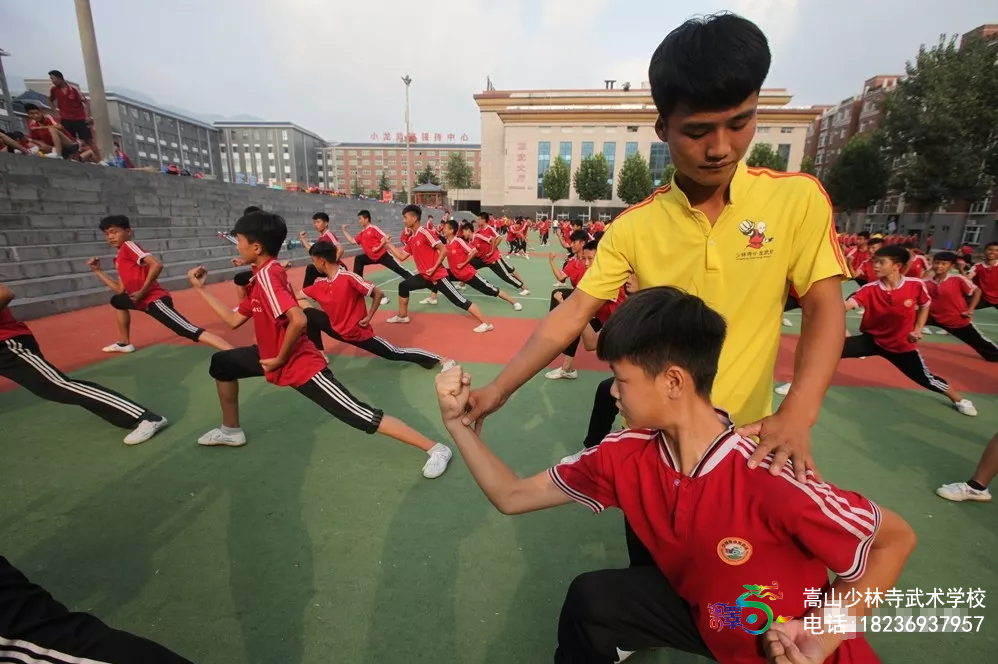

{"left": 738, "top": 410, "right": 816, "bottom": 483}
{"left": 436, "top": 365, "right": 472, "bottom": 425}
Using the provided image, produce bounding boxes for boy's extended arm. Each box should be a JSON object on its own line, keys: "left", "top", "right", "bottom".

{"left": 188, "top": 267, "right": 248, "bottom": 329}
{"left": 86, "top": 257, "right": 126, "bottom": 294}
{"left": 132, "top": 254, "right": 164, "bottom": 301}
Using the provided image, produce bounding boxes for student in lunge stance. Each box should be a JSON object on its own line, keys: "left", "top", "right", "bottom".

{"left": 298, "top": 212, "right": 343, "bottom": 288}
{"left": 87, "top": 215, "right": 233, "bottom": 354}
{"left": 921, "top": 252, "right": 998, "bottom": 361}
{"left": 545, "top": 234, "right": 596, "bottom": 381}
{"left": 298, "top": 241, "right": 441, "bottom": 369}
{"left": 470, "top": 212, "right": 530, "bottom": 295}
{"left": 340, "top": 209, "right": 416, "bottom": 305}
{"left": 0, "top": 282, "right": 168, "bottom": 444}
{"left": 777, "top": 245, "right": 978, "bottom": 416}
{"left": 440, "top": 220, "right": 523, "bottom": 312}
{"left": 937, "top": 428, "right": 998, "bottom": 503}
{"left": 187, "top": 210, "right": 452, "bottom": 479}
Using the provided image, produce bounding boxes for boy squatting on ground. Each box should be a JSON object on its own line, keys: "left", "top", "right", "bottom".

{"left": 436, "top": 287, "right": 916, "bottom": 664}
{"left": 87, "top": 215, "right": 232, "bottom": 354}
{"left": 186, "top": 210, "right": 452, "bottom": 479}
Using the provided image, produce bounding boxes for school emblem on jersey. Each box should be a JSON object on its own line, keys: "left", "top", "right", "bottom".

{"left": 904, "top": 298, "right": 914, "bottom": 308}
{"left": 717, "top": 537, "right": 753, "bottom": 565}
{"left": 737, "top": 220, "right": 774, "bottom": 250}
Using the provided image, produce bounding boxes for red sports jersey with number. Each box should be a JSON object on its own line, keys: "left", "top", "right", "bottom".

{"left": 114, "top": 241, "right": 169, "bottom": 309}
{"left": 923, "top": 274, "right": 975, "bottom": 329}
{"left": 849, "top": 278, "right": 930, "bottom": 353}
{"left": 595, "top": 285, "right": 628, "bottom": 324}
{"left": 562, "top": 256, "right": 588, "bottom": 288}
{"left": 356, "top": 224, "right": 388, "bottom": 260}
{"left": 50, "top": 84, "right": 87, "bottom": 121}
{"left": 472, "top": 227, "right": 500, "bottom": 263}
{"left": 904, "top": 254, "right": 929, "bottom": 279}
{"left": 971, "top": 261, "right": 998, "bottom": 304}
{"left": 846, "top": 248, "right": 871, "bottom": 275}
{"left": 302, "top": 269, "right": 375, "bottom": 341}
{"left": 550, "top": 418, "right": 880, "bottom": 664}
{"left": 237, "top": 260, "right": 327, "bottom": 386}
{"left": 404, "top": 227, "right": 448, "bottom": 282}
{"left": 318, "top": 229, "right": 340, "bottom": 246}
{"left": 0, "top": 308, "right": 32, "bottom": 342}
{"left": 27, "top": 116, "right": 72, "bottom": 147}
{"left": 445, "top": 237, "right": 478, "bottom": 282}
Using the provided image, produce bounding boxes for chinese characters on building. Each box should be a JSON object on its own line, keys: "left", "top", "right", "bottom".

{"left": 369, "top": 131, "right": 471, "bottom": 143}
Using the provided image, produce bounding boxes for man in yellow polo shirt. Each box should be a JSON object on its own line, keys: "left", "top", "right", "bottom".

{"left": 464, "top": 13, "right": 848, "bottom": 484}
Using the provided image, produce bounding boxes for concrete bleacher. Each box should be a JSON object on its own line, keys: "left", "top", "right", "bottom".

{"left": 0, "top": 153, "right": 421, "bottom": 320}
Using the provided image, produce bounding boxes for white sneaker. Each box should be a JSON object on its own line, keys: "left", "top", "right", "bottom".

{"left": 545, "top": 368, "right": 578, "bottom": 380}
{"left": 419, "top": 297, "right": 438, "bottom": 305}
{"left": 775, "top": 382, "right": 792, "bottom": 396}
{"left": 456, "top": 283, "right": 467, "bottom": 290}
{"left": 385, "top": 315, "right": 410, "bottom": 324}
{"left": 380, "top": 296, "right": 390, "bottom": 305}
{"left": 922, "top": 328, "right": 934, "bottom": 335}
{"left": 519, "top": 289, "right": 531, "bottom": 296}
{"left": 782, "top": 317, "right": 793, "bottom": 327}
{"left": 513, "top": 302, "right": 523, "bottom": 311}
{"left": 123, "top": 417, "right": 168, "bottom": 445}
{"left": 197, "top": 427, "right": 247, "bottom": 447}
{"left": 954, "top": 399, "right": 978, "bottom": 417}
{"left": 559, "top": 449, "right": 585, "bottom": 465}
{"left": 102, "top": 342, "right": 135, "bottom": 353}
{"left": 935, "top": 328, "right": 948, "bottom": 335}
{"left": 473, "top": 323, "right": 494, "bottom": 333}
{"left": 552, "top": 281, "right": 564, "bottom": 287}
{"left": 422, "top": 443, "right": 453, "bottom": 479}
{"left": 936, "top": 482, "right": 992, "bottom": 503}
{"left": 45, "top": 151, "right": 62, "bottom": 159}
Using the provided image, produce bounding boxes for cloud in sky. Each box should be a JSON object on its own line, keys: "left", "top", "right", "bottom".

{"left": 1, "top": 0, "right": 994, "bottom": 141}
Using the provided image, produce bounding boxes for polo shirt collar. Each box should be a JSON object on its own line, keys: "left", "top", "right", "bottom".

{"left": 247, "top": 258, "right": 276, "bottom": 284}
{"left": 662, "top": 161, "right": 749, "bottom": 210}
{"left": 657, "top": 408, "right": 737, "bottom": 476}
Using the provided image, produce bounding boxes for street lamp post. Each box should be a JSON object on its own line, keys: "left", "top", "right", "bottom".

{"left": 74, "top": 0, "right": 113, "bottom": 159}
{"left": 402, "top": 75, "right": 412, "bottom": 204}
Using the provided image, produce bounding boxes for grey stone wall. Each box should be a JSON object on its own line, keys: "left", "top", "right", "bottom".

{"left": 0, "top": 153, "right": 416, "bottom": 320}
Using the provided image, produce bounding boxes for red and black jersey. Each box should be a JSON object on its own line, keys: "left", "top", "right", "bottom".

{"left": 114, "top": 241, "right": 169, "bottom": 309}
{"left": 849, "top": 278, "right": 930, "bottom": 353}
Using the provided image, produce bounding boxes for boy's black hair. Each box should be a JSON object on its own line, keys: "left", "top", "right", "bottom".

{"left": 857, "top": 231, "right": 870, "bottom": 240}
{"left": 570, "top": 230, "right": 590, "bottom": 244}
{"left": 903, "top": 242, "right": 916, "bottom": 250}
{"left": 233, "top": 211, "right": 287, "bottom": 257}
{"left": 460, "top": 221, "right": 475, "bottom": 233}
{"left": 243, "top": 205, "right": 262, "bottom": 215}
{"left": 933, "top": 251, "right": 958, "bottom": 263}
{"left": 986, "top": 241, "right": 998, "bottom": 249}
{"left": 868, "top": 237, "right": 885, "bottom": 247}
{"left": 477, "top": 211, "right": 490, "bottom": 221}
{"left": 874, "top": 245, "right": 909, "bottom": 266}
{"left": 428, "top": 215, "right": 435, "bottom": 220}
{"left": 23, "top": 103, "right": 39, "bottom": 112}
{"left": 99, "top": 215, "right": 131, "bottom": 231}
{"left": 8, "top": 131, "right": 25, "bottom": 140}
{"left": 593, "top": 230, "right": 606, "bottom": 242}
{"left": 402, "top": 204, "right": 422, "bottom": 219}
{"left": 571, "top": 220, "right": 584, "bottom": 228}
{"left": 598, "top": 286, "right": 726, "bottom": 397}
{"left": 312, "top": 212, "right": 329, "bottom": 223}
{"left": 308, "top": 240, "right": 339, "bottom": 262}
{"left": 443, "top": 219, "right": 459, "bottom": 233}
{"left": 583, "top": 240, "right": 600, "bottom": 252}
{"left": 48, "top": 70, "right": 64, "bottom": 80}
{"left": 358, "top": 209, "right": 371, "bottom": 220}
{"left": 648, "top": 13, "right": 770, "bottom": 120}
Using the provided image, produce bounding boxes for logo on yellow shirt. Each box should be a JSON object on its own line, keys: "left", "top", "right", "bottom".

{"left": 737, "top": 220, "right": 775, "bottom": 250}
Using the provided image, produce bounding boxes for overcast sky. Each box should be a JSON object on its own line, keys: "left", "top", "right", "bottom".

{"left": 2, "top": 0, "right": 994, "bottom": 142}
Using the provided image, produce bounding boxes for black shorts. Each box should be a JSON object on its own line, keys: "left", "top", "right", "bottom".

{"left": 61, "top": 119, "right": 92, "bottom": 141}
{"left": 110, "top": 294, "right": 204, "bottom": 343}
{"left": 208, "top": 346, "right": 384, "bottom": 434}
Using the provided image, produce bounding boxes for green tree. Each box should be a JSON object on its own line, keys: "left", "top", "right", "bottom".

{"left": 661, "top": 163, "right": 676, "bottom": 186}
{"left": 416, "top": 163, "right": 440, "bottom": 186}
{"left": 445, "top": 153, "right": 474, "bottom": 208}
{"left": 397, "top": 186, "right": 408, "bottom": 203}
{"left": 378, "top": 171, "right": 391, "bottom": 194}
{"left": 351, "top": 178, "right": 363, "bottom": 197}
{"left": 746, "top": 143, "right": 787, "bottom": 171}
{"left": 824, "top": 135, "right": 890, "bottom": 233}
{"left": 542, "top": 155, "right": 571, "bottom": 218}
{"left": 367, "top": 188, "right": 381, "bottom": 199}
{"left": 881, "top": 34, "right": 998, "bottom": 215}
{"left": 616, "top": 152, "right": 654, "bottom": 205}
{"left": 799, "top": 155, "right": 816, "bottom": 176}
{"left": 573, "top": 152, "right": 610, "bottom": 218}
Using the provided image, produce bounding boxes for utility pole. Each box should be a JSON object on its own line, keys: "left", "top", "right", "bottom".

{"left": 74, "top": 0, "right": 113, "bottom": 158}
{"left": 402, "top": 75, "right": 412, "bottom": 204}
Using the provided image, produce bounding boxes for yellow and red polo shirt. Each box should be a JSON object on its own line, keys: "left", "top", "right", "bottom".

{"left": 578, "top": 162, "right": 848, "bottom": 425}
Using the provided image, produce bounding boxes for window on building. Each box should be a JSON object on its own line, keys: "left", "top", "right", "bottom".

{"left": 625, "top": 142, "right": 638, "bottom": 158}
{"left": 282, "top": 130, "right": 289, "bottom": 141}
{"left": 581, "top": 142, "right": 594, "bottom": 159}
{"left": 388, "top": 150, "right": 396, "bottom": 156}
{"left": 122, "top": 122, "right": 130, "bottom": 133}
{"left": 758, "top": 127, "right": 770, "bottom": 133}
{"left": 649, "top": 143, "right": 671, "bottom": 186}
{"left": 131, "top": 108, "right": 138, "bottom": 118}
{"left": 962, "top": 225, "right": 984, "bottom": 245}
{"left": 603, "top": 142, "right": 616, "bottom": 199}
{"left": 536, "top": 141, "right": 552, "bottom": 198}
{"left": 559, "top": 141, "right": 572, "bottom": 171}
{"left": 142, "top": 111, "right": 151, "bottom": 121}
{"left": 781, "top": 127, "right": 793, "bottom": 134}
{"left": 777, "top": 144, "right": 791, "bottom": 168}
{"left": 969, "top": 195, "right": 992, "bottom": 215}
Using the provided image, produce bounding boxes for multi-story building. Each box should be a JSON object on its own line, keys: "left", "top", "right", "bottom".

{"left": 0, "top": 49, "right": 17, "bottom": 133}
{"left": 474, "top": 86, "right": 822, "bottom": 218}
{"left": 960, "top": 23, "right": 998, "bottom": 48}
{"left": 811, "top": 76, "right": 900, "bottom": 179}
{"left": 856, "top": 75, "right": 900, "bottom": 137}
{"left": 320, "top": 142, "right": 482, "bottom": 194}
{"left": 215, "top": 122, "right": 326, "bottom": 187}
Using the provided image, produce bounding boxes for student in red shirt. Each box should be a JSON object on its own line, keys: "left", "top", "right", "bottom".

{"left": 298, "top": 212, "right": 343, "bottom": 289}
{"left": 845, "top": 231, "right": 872, "bottom": 285}
{"left": 902, "top": 243, "right": 929, "bottom": 279}
{"left": 538, "top": 218, "right": 551, "bottom": 246}
{"left": 470, "top": 212, "right": 530, "bottom": 295}
{"left": 47, "top": 69, "right": 101, "bottom": 161}
{"left": 921, "top": 252, "right": 998, "bottom": 361}
{"left": 298, "top": 242, "right": 440, "bottom": 369}
{"left": 187, "top": 211, "right": 453, "bottom": 477}
{"left": 0, "top": 282, "right": 168, "bottom": 445}
{"left": 545, "top": 234, "right": 596, "bottom": 380}
{"left": 87, "top": 215, "right": 232, "bottom": 354}
{"left": 340, "top": 209, "right": 415, "bottom": 305}
{"left": 439, "top": 220, "right": 522, "bottom": 311}
{"left": 23, "top": 103, "right": 82, "bottom": 160}
{"left": 779, "top": 245, "right": 977, "bottom": 416}
{"left": 435, "top": 286, "right": 915, "bottom": 664}
{"left": 384, "top": 204, "right": 494, "bottom": 333}
{"left": 970, "top": 241, "right": 998, "bottom": 312}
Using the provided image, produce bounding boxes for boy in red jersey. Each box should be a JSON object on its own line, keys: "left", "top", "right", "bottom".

{"left": 0, "top": 282, "right": 168, "bottom": 444}
{"left": 545, "top": 235, "right": 597, "bottom": 381}
{"left": 921, "top": 252, "right": 998, "bottom": 361}
{"left": 970, "top": 241, "right": 998, "bottom": 312}
{"left": 87, "top": 215, "right": 232, "bottom": 354}
{"left": 298, "top": 241, "right": 440, "bottom": 369}
{"left": 778, "top": 245, "right": 977, "bottom": 415}
{"left": 187, "top": 211, "right": 452, "bottom": 478}
{"left": 298, "top": 212, "right": 343, "bottom": 289}
{"left": 902, "top": 243, "right": 929, "bottom": 279}
{"left": 470, "top": 212, "right": 530, "bottom": 295}
{"left": 384, "top": 205, "right": 494, "bottom": 333}
{"left": 340, "top": 209, "right": 416, "bottom": 305}
{"left": 47, "top": 69, "right": 101, "bottom": 160}
{"left": 845, "top": 232, "right": 872, "bottom": 286}
{"left": 440, "top": 220, "right": 523, "bottom": 311}
{"left": 23, "top": 102, "right": 84, "bottom": 160}
{"left": 437, "top": 286, "right": 915, "bottom": 664}
{"left": 538, "top": 217, "right": 551, "bottom": 246}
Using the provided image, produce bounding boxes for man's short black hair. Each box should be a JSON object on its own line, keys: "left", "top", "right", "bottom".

{"left": 308, "top": 240, "right": 339, "bottom": 262}
{"left": 583, "top": 240, "right": 600, "bottom": 252}
{"left": 233, "top": 211, "right": 287, "bottom": 257}
{"left": 428, "top": 215, "right": 435, "bottom": 220}
{"left": 243, "top": 206, "right": 262, "bottom": 215}
{"left": 444, "top": 219, "right": 459, "bottom": 233}
{"left": 598, "top": 286, "right": 726, "bottom": 397}
{"left": 648, "top": 13, "right": 770, "bottom": 120}
{"left": 986, "top": 241, "right": 998, "bottom": 250}
{"left": 477, "top": 211, "right": 490, "bottom": 221}
{"left": 358, "top": 209, "right": 371, "bottom": 221}
{"left": 571, "top": 220, "right": 583, "bottom": 228}
{"left": 99, "top": 215, "right": 131, "bottom": 231}
{"left": 593, "top": 231, "right": 605, "bottom": 242}
{"left": 857, "top": 231, "right": 871, "bottom": 240}
{"left": 312, "top": 212, "right": 329, "bottom": 223}
{"left": 23, "top": 103, "right": 39, "bottom": 112}
{"left": 868, "top": 237, "right": 884, "bottom": 248}
{"left": 933, "top": 251, "right": 959, "bottom": 263}
{"left": 402, "top": 204, "right": 422, "bottom": 219}
{"left": 874, "top": 245, "right": 909, "bottom": 265}
{"left": 48, "top": 70, "right": 64, "bottom": 80}
{"left": 460, "top": 221, "right": 475, "bottom": 233}
{"left": 570, "top": 230, "right": 590, "bottom": 244}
